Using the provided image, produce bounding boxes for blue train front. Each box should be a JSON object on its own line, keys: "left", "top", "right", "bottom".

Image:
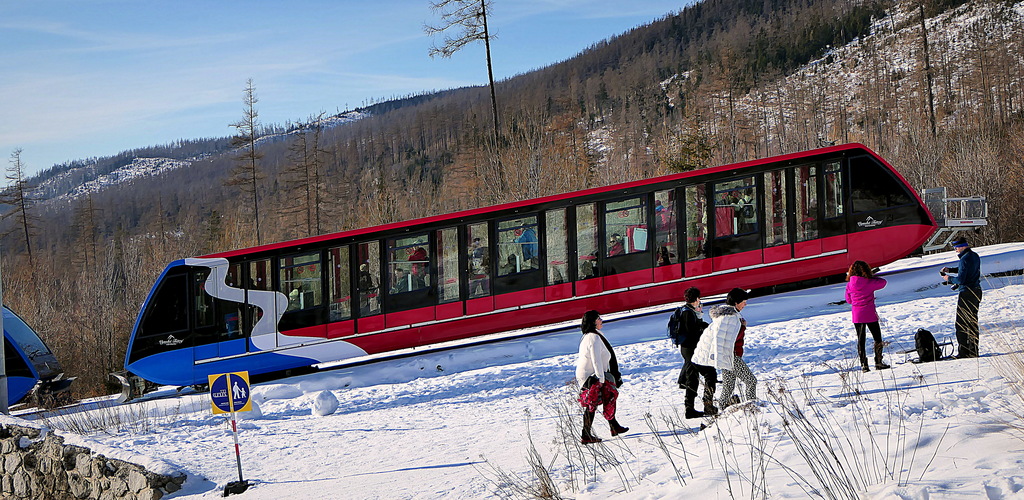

{"left": 120, "top": 257, "right": 366, "bottom": 396}
{"left": 3, "top": 306, "right": 73, "bottom": 407}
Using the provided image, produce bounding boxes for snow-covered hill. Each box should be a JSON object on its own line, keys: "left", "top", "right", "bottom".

{"left": 32, "top": 110, "right": 368, "bottom": 204}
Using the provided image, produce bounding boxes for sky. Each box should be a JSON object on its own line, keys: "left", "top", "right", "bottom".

{"left": 13, "top": 243, "right": 1024, "bottom": 498}
{"left": 0, "top": 0, "right": 694, "bottom": 178}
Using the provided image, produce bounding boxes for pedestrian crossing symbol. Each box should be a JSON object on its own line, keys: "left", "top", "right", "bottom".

{"left": 209, "top": 371, "right": 252, "bottom": 414}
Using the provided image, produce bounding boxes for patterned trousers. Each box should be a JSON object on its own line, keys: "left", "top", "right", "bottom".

{"left": 719, "top": 357, "right": 757, "bottom": 408}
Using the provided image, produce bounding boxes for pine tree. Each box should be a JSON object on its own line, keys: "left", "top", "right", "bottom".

{"left": 2, "top": 149, "right": 38, "bottom": 269}
{"left": 226, "top": 78, "right": 265, "bottom": 245}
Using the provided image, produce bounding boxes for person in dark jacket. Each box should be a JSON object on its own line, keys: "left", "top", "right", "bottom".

{"left": 942, "top": 237, "right": 982, "bottom": 358}
{"left": 671, "top": 287, "right": 714, "bottom": 418}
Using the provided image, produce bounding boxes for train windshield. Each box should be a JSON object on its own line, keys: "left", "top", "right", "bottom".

{"left": 3, "top": 307, "right": 53, "bottom": 360}
{"left": 3, "top": 306, "right": 62, "bottom": 380}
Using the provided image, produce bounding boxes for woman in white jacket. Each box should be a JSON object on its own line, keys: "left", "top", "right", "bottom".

{"left": 575, "top": 310, "right": 628, "bottom": 444}
{"left": 691, "top": 288, "right": 754, "bottom": 414}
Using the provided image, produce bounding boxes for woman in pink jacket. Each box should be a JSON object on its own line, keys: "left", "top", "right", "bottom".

{"left": 845, "top": 260, "right": 891, "bottom": 372}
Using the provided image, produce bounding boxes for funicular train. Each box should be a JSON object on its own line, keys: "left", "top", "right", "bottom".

{"left": 4, "top": 305, "right": 74, "bottom": 407}
{"left": 116, "top": 143, "right": 936, "bottom": 397}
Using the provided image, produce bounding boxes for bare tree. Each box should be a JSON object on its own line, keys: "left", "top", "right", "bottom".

{"left": 226, "top": 78, "right": 265, "bottom": 245}
{"left": 2, "top": 149, "right": 38, "bottom": 269}
{"left": 425, "top": 0, "right": 500, "bottom": 151}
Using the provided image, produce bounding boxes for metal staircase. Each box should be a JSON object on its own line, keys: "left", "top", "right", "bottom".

{"left": 922, "top": 187, "right": 988, "bottom": 252}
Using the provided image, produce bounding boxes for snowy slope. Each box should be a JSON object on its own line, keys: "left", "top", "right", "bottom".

{"left": 14, "top": 243, "right": 1024, "bottom": 499}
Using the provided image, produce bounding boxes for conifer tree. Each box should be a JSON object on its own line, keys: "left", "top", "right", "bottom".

{"left": 2, "top": 149, "right": 38, "bottom": 269}
{"left": 226, "top": 78, "right": 265, "bottom": 245}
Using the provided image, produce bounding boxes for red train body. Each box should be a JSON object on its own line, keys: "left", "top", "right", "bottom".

{"left": 123, "top": 143, "right": 935, "bottom": 388}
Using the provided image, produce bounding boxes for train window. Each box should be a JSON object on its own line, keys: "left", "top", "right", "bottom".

{"left": 604, "top": 197, "right": 648, "bottom": 257}
{"left": 436, "top": 227, "right": 460, "bottom": 303}
{"left": 467, "top": 223, "right": 490, "bottom": 298}
{"left": 795, "top": 165, "right": 819, "bottom": 241}
{"left": 226, "top": 263, "right": 242, "bottom": 289}
{"left": 824, "top": 161, "right": 844, "bottom": 219}
{"left": 224, "top": 262, "right": 250, "bottom": 336}
{"left": 192, "top": 269, "right": 245, "bottom": 342}
{"left": 279, "top": 252, "right": 323, "bottom": 312}
{"left": 765, "top": 169, "right": 789, "bottom": 247}
{"left": 849, "top": 155, "right": 915, "bottom": 212}
{"left": 388, "top": 235, "right": 430, "bottom": 294}
{"left": 193, "top": 271, "right": 217, "bottom": 329}
{"left": 654, "top": 190, "right": 678, "bottom": 265}
{"left": 546, "top": 209, "right": 569, "bottom": 284}
{"left": 576, "top": 204, "right": 599, "bottom": 279}
{"left": 4, "top": 341, "right": 33, "bottom": 378}
{"left": 357, "top": 241, "right": 381, "bottom": 316}
{"left": 497, "top": 216, "right": 539, "bottom": 277}
{"left": 248, "top": 259, "right": 273, "bottom": 292}
{"left": 3, "top": 309, "right": 53, "bottom": 361}
{"left": 713, "top": 176, "right": 757, "bottom": 238}
{"left": 141, "top": 272, "right": 188, "bottom": 337}
{"left": 327, "top": 246, "right": 352, "bottom": 322}
{"left": 244, "top": 259, "right": 272, "bottom": 332}
{"left": 685, "top": 185, "right": 707, "bottom": 260}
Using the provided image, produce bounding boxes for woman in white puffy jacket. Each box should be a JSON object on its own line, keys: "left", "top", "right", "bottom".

{"left": 690, "top": 288, "right": 751, "bottom": 414}
{"left": 575, "top": 310, "right": 628, "bottom": 444}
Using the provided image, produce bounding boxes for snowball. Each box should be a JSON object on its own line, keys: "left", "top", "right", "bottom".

{"left": 312, "top": 391, "right": 339, "bottom": 416}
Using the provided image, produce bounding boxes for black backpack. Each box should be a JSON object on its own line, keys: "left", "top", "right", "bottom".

{"left": 915, "top": 328, "right": 941, "bottom": 362}
{"left": 667, "top": 307, "right": 684, "bottom": 345}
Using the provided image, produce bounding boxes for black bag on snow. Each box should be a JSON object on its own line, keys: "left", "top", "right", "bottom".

{"left": 915, "top": 328, "right": 941, "bottom": 362}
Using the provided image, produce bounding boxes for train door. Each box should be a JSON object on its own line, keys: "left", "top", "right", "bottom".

{"left": 326, "top": 245, "right": 355, "bottom": 338}
{"left": 277, "top": 251, "right": 328, "bottom": 345}
{"left": 763, "top": 169, "right": 792, "bottom": 263}
{"left": 683, "top": 183, "right": 710, "bottom": 276}
{"left": 545, "top": 209, "right": 573, "bottom": 301}
{"left": 355, "top": 241, "right": 384, "bottom": 332}
{"left": 653, "top": 189, "right": 682, "bottom": 282}
{"left": 710, "top": 175, "right": 763, "bottom": 271}
{"left": 464, "top": 222, "right": 493, "bottom": 315}
{"left": 575, "top": 203, "right": 602, "bottom": 296}
{"left": 793, "top": 164, "right": 822, "bottom": 258}
{"left": 243, "top": 258, "right": 278, "bottom": 353}
{"left": 192, "top": 266, "right": 247, "bottom": 362}
{"left": 435, "top": 226, "right": 462, "bottom": 321}
{"left": 819, "top": 160, "right": 848, "bottom": 252}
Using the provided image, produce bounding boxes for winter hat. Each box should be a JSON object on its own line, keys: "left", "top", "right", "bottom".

{"left": 952, "top": 238, "right": 969, "bottom": 249}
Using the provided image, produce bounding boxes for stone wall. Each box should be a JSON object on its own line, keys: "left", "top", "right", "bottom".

{"left": 0, "top": 422, "right": 185, "bottom": 499}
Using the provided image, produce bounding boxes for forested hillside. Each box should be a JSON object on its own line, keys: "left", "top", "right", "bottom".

{"left": 4, "top": 0, "right": 1022, "bottom": 397}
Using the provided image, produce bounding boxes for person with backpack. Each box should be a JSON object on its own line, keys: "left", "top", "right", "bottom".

{"left": 669, "top": 287, "right": 714, "bottom": 418}
{"left": 942, "top": 237, "right": 982, "bottom": 358}
{"left": 845, "top": 260, "right": 891, "bottom": 372}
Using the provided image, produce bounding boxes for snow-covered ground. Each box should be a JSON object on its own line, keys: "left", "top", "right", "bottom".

{"left": 11, "top": 243, "right": 1024, "bottom": 499}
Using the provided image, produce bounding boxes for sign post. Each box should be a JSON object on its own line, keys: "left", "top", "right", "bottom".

{"left": 209, "top": 371, "right": 252, "bottom": 496}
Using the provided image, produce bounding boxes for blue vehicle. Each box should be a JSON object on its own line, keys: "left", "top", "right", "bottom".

{"left": 3, "top": 306, "right": 73, "bottom": 407}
